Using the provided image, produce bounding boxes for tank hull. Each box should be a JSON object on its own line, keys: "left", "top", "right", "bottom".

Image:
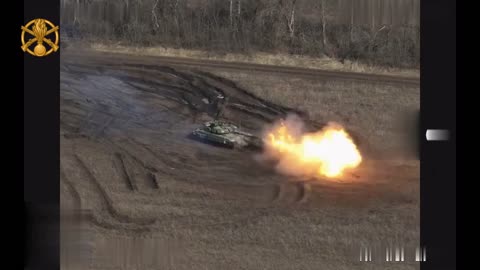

{"left": 192, "top": 128, "right": 236, "bottom": 148}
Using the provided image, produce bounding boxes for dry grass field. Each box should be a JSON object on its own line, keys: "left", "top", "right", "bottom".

{"left": 211, "top": 70, "right": 419, "bottom": 159}
{"left": 60, "top": 49, "right": 419, "bottom": 270}
{"left": 89, "top": 43, "right": 420, "bottom": 78}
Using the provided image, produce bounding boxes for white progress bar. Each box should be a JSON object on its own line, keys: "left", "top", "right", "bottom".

{"left": 426, "top": 129, "right": 450, "bottom": 141}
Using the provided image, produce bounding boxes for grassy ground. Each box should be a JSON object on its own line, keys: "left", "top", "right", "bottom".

{"left": 211, "top": 70, "right": 420, "bottom": 160}
{"left": 86, "top": 42, "right": 420, "bottom": 78}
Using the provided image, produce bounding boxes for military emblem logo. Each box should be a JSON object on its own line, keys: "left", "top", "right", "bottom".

{"left": 21, "top": 19, "right": 59, "bottom": 57}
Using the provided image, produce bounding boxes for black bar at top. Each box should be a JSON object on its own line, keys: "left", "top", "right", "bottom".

{"left": 23, "top": 0, "right": 60, "bottom": 269}
{"left": 420, "top": 0, "right": 456, "bottom": 269}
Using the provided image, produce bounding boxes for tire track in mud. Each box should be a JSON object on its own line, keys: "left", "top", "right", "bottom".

{"left": 61, "top": 61, "right": 295, "bottom": 128}
{"left": 272, "top": 181, "right": 312, "bottom": 204}
{"left": 271, "top": 183, "right": 283, "bottom": 202}
{"left": 64, "top": 209, "right": 154, "bottom": 234}
{"left": 62, "top": 155, "right": 154, "bottom": 233}
{"left": 294, "top": 182, "right": 306, "bottom": 203}
{"left": 107, "top": 72, "right": 217, "bottom": 120}
{"left": 296, "top": 182, "right": 312, "bottom": 203}
{"left": 94, "top": 117, "right": 115, "bottom": 138}
{"left": 113, "top": 145, "right": 160, "bottom": 191}
{"left": 74, "top": 154, "right": 156, "bottom": 226}
{"left": 113, "top": 153, "right": 137, "bottom": 191}
{"left": 116, "top": 63, "right": 227, "bottom": 99}
{"left": 60, "top": 164, "right": 82, "bottom": 210}
{"left": 196, "top": 71, "right": 295, "bottom": 115}
{"left": 127, "top": 138, "right": 187, "bottom": 170}
{"left": 146, "top": 172, "right": 160, "bottom": 189}
{"left": 105, "top": 138, "right": 174, "bottom": 191}
{"left": 107, "top": 138, "right": 178, "bottom": 174}
{"left": 116, "top": 69, "right": 232, "bottom": 120}
{"left": 228, "top": 103, "right": 275, "bottom": 122}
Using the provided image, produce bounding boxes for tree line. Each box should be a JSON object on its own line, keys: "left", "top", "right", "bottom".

{"left": 61, "top": 0, "right": 420, "bottom": 68}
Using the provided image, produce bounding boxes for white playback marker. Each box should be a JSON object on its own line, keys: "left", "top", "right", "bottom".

{"left": 360, "top": 247, "right": 372, "bottom": 262}
{"left": 415, "top": 246, "right": 427, "bottom": 262}
{"left": 426, "top": 129, "right": 450, "bottom": 141}
{"left": 359, "top": 247, "right": 366, "bottom": 261}
{"left": 386, "top": 247, "right": 394, "bottom": 262}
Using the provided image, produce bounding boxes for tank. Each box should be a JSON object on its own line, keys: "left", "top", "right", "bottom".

{"left": 192, "top": 120, "right": 263, "bottom": 149}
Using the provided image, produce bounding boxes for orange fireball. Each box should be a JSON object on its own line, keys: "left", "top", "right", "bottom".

{"left": 265, "top": 121, "right": 362, "bottom": 178}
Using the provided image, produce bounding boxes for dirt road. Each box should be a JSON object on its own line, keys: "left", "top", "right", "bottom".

{"left": 60, "top": 50, "right": 419, "bottom": 270}
{"left": 63, "top": 50, "right": 419, "bottom": 86}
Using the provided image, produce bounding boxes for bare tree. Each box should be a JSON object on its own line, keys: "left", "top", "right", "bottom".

{"left": 73, "top": 0, "right": 80, "bottom": 24}
{"left": 370, "top": 0, "right": 376, "bottom": 34}
{"left": 152, "top": 0, "right": 160, "bottom": 29}
{"left": 60, "top": 0, "right": 421, "bottom": 68}
{"left": 172, "top": 0, "right": 180, "bottom": 31}
{"left": 321, "top": 0, "right": 327, "bottom": 49}
{"left": 350, "top": 1, "right": 354, "bottom": 42}
{"left": 230, "top": 0, "right": 234, "bottom": 27}
{"left": 287, "top": 0, "right": 297, "bottom": 39}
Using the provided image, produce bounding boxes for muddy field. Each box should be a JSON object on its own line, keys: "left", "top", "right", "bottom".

{"left": 60, "top": 50, "right": 419, "bottom": 270}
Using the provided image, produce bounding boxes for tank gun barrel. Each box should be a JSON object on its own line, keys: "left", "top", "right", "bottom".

{"left": 233, "top": 130, "right": 255, "bottom": 137}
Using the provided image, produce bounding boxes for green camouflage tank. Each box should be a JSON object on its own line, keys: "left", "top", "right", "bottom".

{"left": 192, "top": 120, "right": 263, "bottom": 149}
